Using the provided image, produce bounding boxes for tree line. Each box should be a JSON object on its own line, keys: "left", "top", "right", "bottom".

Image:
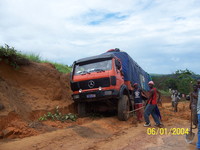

{"left": 152, "top": 69, "right": 200, "bottom": 95}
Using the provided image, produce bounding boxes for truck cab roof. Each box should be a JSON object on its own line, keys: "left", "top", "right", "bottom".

{"left": 74, "top": 53, "right": 115, "bottom": 65}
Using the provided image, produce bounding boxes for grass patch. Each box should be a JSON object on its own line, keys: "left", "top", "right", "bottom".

{"left": 22, "top": 53, "right": 41, "bottom": 63}
{"left": 53, "top": 63, "right": 72, "bottom": 73}
{"left": 22, "top": 54, "right": 72, "bottom": 73}
{"left": 0, "top": 44, "right": 72, "bottom": 73}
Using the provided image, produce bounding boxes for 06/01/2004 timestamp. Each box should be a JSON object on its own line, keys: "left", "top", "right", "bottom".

{"left": 147, "top": 128, "right": 189, "bottom": 135}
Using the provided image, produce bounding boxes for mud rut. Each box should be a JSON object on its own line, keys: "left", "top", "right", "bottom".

{"left": 0, "top": 101, "right": 197, "bottom": 150}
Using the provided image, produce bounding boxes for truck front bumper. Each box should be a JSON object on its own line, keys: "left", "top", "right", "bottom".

{"left": 72, "top": 89, "right": 119, "bottom": 102}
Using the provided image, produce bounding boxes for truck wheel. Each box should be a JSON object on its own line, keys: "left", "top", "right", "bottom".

{"left": 78, "top": 102, "right": 86, "bottom": 117}
{"left": 118, "top": 95, "right": 130, "bottom": 121}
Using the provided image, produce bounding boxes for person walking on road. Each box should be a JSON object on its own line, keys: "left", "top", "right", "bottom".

{"left": 144, "top": 81, "right": 162, "bottom": 127}
{"left": 171, "top": 90, "right": 180, "bottom": 112}
{"left": 171, "top": 90, "right": 176, "bottom": 107}
{"left": 190, "top": 84, "right": 198, "bottom": 128}
{"left": 132, "top": 83, "right": 147, "bottom": 122}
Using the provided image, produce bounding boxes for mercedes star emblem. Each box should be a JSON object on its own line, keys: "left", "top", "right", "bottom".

{"left": 88, "top": 80, "right": 95, "bottom": 88}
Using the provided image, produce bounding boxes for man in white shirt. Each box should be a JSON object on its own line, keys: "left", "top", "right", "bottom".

{"left": 171, "top": 90, "right": 180, "bottom": 112}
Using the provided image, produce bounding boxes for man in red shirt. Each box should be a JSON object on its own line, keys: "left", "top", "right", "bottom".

{"left": 144, "top": 81, "right": 162, "bottom": 127}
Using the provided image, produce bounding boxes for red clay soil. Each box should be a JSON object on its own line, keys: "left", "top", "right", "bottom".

{"left": 0, "top": 60, "right": 192, "bottom": 145}
{"left": 0, "top": 61, "right": 75, "bottom": 139}
{"left": 0, "top": 100, "right": 194, "bottom": 150}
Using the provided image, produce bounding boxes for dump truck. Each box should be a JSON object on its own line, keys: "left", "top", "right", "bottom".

{"left": 70, "top": 48, "right": 151, "bottom": 121}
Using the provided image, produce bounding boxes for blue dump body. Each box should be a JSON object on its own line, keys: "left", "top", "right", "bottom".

{"left": 102, "top": 51, "right": 151, "bottom": 91}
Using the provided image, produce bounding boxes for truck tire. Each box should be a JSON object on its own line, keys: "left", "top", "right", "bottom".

{"left": 118, "top": 95, "right": 130, "bottom": 121}
{"left": 78, "top": 102, "right": 86, "bottom": 117}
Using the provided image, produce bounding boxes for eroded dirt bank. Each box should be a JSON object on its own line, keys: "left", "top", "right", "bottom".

{"left": 0, "top": 61, "right": 75, "bottom": 139}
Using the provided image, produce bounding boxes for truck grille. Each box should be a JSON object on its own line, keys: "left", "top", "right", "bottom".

{"left": 71, "top": 77, "right": 110, "bottom": 91}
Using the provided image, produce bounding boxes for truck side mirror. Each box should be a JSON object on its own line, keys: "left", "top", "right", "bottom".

{"left": 115, "top": 59, "right": 121, "bottom": 70}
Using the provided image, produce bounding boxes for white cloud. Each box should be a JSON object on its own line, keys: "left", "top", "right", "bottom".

{"left": 0, "top": 0, "right": 200, "bottom": 73}
{"left": 171, "top": 57, "right": 180, "bottom": 62}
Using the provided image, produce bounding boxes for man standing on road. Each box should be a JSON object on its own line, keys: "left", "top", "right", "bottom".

{"left": 132, "top": 83, "right": 147, "bottom": 123}
{"left": 196, "top": 79, "right": 200, "bottom": 149}
{"left": 144, "top": 81, "right": 162, "bottom": 127}
{"left": 190, "top": 84, "right": 198, "bottom": 128}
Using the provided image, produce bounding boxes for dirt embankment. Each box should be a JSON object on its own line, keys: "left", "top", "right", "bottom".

{"left": 0, "top": 61, "right": 74, "bottom": 138}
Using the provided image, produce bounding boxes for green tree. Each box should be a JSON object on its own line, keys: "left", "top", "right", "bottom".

{"left": 165, "top": 77, "right": 177, "bottom": 90}
{"left": 175, "top": 69, "right": 195, "bottom": 94}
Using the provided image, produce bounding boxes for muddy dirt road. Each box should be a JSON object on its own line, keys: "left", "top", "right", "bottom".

{"left": 0, "top": 102, "right": 197, "bottom": 150}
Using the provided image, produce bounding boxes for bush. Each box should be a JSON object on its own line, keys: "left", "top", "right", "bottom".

{"left": 38, "top": 106, "right": 77, "bottom": 122}
{"left": 0, "top": 44, "right": 30, "bottom": 68}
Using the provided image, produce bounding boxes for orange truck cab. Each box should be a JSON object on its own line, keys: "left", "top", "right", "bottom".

{"left": 70, "top": 48, "right": 151, "bottom": 121}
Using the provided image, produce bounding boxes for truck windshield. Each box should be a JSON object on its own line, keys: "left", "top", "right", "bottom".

{"left": 74, "top": 59, "right": 112, "bottom": 75}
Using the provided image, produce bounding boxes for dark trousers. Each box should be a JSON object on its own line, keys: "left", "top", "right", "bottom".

{"left": 144, "top": 104, "right": 160, "bottom": 125}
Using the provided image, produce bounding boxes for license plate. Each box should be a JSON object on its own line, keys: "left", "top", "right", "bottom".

{"left": 86, "top": 94, "right": 96, "bottom": 98}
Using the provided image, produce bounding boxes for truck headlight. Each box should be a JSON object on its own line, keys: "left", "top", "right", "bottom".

{"left": 73, "top": 95, "right": 80, "bottom": 99}
{"left": 104, "top": 91, "right": 112, "bottom": 95}
{"left": 99, "top": 86, "right": 102, "bottom": 91}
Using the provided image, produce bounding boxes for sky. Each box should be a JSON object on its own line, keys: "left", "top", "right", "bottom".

{"left": 0, "top": 0, "right": 200, "bottom": 74}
